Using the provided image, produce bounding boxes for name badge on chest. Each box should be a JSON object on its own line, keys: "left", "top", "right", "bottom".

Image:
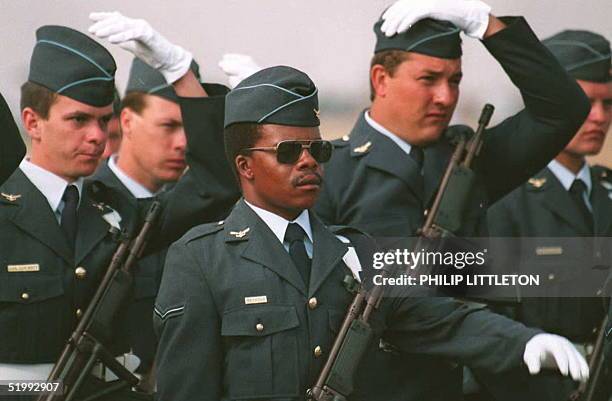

{"left": 7, "top": 263, "right": 40, "bottom": 273}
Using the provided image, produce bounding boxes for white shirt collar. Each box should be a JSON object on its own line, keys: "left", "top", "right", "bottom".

{"left": 107, "top": 155, "right": 157, "bottom": 199}
{"left": 364, "top": 110, "right": 413, "bottom": 155}
{"left": 547, "top": 159, "right": 592, "bottom": 195}
{"left": 244, "top": 200, "right": 313, "bottom": 245}
{"left": 19, "top": 158, "right": 83, "bottom": 213}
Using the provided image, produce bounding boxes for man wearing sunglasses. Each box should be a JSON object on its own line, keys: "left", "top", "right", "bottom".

{"left": 153, "top": 65, "right": 589, "bottom": 401}
{"left": 0, "top": 90, "right": 25, "bottom": 186}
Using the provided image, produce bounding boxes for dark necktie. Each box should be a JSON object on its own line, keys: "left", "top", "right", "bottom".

{"left": 61, "top": 185, "right": 79, "bottom": 248}
{"left": 409, "top": 146, "right": 424, "bottom": 172}
{"left": 285, "top": 223, "right": 311, "bottom": 287}
{"left": 569, "top": 179, "right": 594, "bottom": 233}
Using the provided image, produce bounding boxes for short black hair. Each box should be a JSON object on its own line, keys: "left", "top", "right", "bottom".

{"left": 20, "top": 81, "right": 58, "bottom": 119}
{"left": 224, "top": 122, "right": 262, "bottom": 184}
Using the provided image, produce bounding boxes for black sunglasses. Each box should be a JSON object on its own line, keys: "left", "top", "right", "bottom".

{"left": 243, "top": 140, "right": 333, "bottom": 164}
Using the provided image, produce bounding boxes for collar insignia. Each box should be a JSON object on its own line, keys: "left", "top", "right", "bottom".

{"left": 354, "top": 141, "right": 372, "bottom": 154}
{"left": 528, "top": 177, "right": 546, "bottom": 188}
{"left": 230, "top": 227, "right": 250, "bottom": 238}
{"left": 1, "top": 193, "right": 21, "bottom": 202}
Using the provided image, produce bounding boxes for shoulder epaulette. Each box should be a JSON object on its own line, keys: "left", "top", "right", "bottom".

{"left": 183, "top": 220, "right": 225, "bottom": 242}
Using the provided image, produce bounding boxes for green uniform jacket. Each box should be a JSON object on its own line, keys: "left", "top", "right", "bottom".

{"left": 154, "top": 199, "right": 540, "bottom": 401}
{"left": 0, "top": 86, "right": 239, "bottom": 364}
{"left": 0, "top": 92, "right": 25, "bottom": 186}
{"left": 313, "top": 17, "right": 590, "bottom": 400}
{"left": 485, "top": 166, "right": 612, "bottom": 401}
{"left": 90, "top": 84, "right": 239, "bottom": 369}
{"left": 487, "top": 166, "right": 611, "bottom": 339}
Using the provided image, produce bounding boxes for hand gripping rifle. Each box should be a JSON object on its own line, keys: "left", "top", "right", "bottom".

{"left": 38, "top": 201, "right": 162, "bottom": 401}
{"left": 307, "top": 104, "right": 494, "bottom": 401}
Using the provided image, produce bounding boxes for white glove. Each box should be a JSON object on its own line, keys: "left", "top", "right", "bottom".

{"left": 381, "top": 0, "right": 491, "bottom": 40}
{"left": 89, "top": 11, "right": 193, "bottom": 84}
{"left": 523, "top": 333, "right": 589, "bottom": 382}
{"left": 218, "top": 54, "right": 262, "bottom": 89}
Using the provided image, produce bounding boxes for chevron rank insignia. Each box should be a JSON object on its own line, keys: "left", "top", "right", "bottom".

{"left": 1, "top": 193, "right": 21, "bottom": 202}
{"left": 230, "top": 227, "right": 250, "bottom": 238}
{"left": 528, "top": 178, "right": 546, "bottom": 188}
{"left": 354, "top": 141, "right": 372, "bottom": 154}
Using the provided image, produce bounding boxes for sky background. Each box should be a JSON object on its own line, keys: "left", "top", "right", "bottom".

{"left": 1, "top": 0, "right": 610, "bottom": 164}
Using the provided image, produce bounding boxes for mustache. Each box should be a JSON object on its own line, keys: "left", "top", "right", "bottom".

{"left": 293, "top": 171, "right": 323, "bottom": 186}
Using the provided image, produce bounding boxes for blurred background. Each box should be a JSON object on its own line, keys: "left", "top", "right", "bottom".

{"left": 1, "top": 0, "right": 610, "bottom": 165}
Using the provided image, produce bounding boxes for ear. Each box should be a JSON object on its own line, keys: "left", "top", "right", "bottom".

{"left": 370, "top": 64, "right": 389, "bottom": 99}
{"left": 120, "top": 108, "right": 134, "bottom": 139}
{"left": 235, "top": 154, "right": 255, "bottom": 181}
{"left": 22, "top": 107, "right": 43, "bottom": 142}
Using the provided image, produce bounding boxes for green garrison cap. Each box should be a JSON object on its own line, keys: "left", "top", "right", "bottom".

{"left": 374, "top": 17, "right": 462, "bottom": 59}
{"left": 224, "top": 66, "right": 320, "bottom": 128}
{"left": 28, "top": 25, "right": 116, "bottom": 107}
{"left": 125, "top": 58, "right": 202, "bottom": 102}
{"left": 543, "top": 30, "right": 611, "bottom": 82}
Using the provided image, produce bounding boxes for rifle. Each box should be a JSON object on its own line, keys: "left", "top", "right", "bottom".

{"left": 569, "top": 314, "right": 610, "bottom": 401}
{"left": 307, "top": 104, "right": 494, "bottom": 401}
{"left": 38, "top": 201, "right": 162, "bottom": 401}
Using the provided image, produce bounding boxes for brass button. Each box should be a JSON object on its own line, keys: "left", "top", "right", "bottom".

{"left": 596, "top": 289, "right": 602, "bottom": 296}
{"left": 21, "top": 292, "right": 29, "bottom": 300}
{"left": 548, "top": 273, "right": 555, "bottom": 281}
{"left": 308, "top": 297, "right": 318, "bottom": 310}
{"left": 314, "top": 346, "right": 323, "bottom": 357}
{"left": 255, "top": 323, "right": 264, "bottom": 332}
{"left": 76, "top": 309, "right": 83, "bottom": 318}
{"left": 75, "top": 267, "right": 87, "bottom": 279}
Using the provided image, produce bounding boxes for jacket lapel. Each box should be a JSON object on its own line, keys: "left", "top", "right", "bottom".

{"left": 2, "top": 170, "right": 73, "bottom": 263}
{"left": 532, "top": 168, "right": 592, "bottom": 235}
{"left": 308, "top": 213, "right": 349, "bottom": 297}
{"left": 229, "top": 200, "right": 308, "bottom": 296}
{"left": 350, "top": 113, "right": 424, "bottom": 202}
{"left": 590, "top": 171, "right": 612, "bottom": 235}
{"left": 75, "top": 190, "right": 114, "bottom": 264}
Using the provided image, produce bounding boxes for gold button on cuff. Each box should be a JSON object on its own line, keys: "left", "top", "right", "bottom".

{"left": 76, "top": 309, "right": 83, "bottom": 318}
{"left": 21, "top": 292, "right": 30, "bottom": 300}
{"left": 255, "top": 323, "right": 264, "bottom": 332}
{"left": 308, "top": 297, "right": 318, "bottom": 310}
{"left": 314, "top": 346, "right": 323, "bottom": 357}
{"left": 75, "top": 267, "right": 87, "bottom": 279}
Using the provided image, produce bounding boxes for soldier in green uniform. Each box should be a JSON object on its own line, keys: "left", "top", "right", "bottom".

{"left": 486, "top": 29, "right": 611, "bottom": 401}
{"left": 0, "top": 90, "right": 26, "bottom": 185}
{"left": 299, "top": 1, "right": 590, "bottom": 399}
{"left": 0, "top": 25, "right": 135, "bottom": 399}
{"left": 153, "top": 64, "right": 591, "bottom": 401}
{"left": 0, "top": 20, "right": 238, "bottom": 400}
{"left": 87, "top": 13, "right": 240, "bottom": 386}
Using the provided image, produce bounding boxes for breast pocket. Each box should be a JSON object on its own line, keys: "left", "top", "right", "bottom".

{"left": 0, "top": 273, "right": 69, "bottom": 361}
{"left": 221, "top": 305, "right": 300, "bottom": 399}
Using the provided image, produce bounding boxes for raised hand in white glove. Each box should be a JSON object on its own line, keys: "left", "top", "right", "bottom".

{"left": 523, "top": 333, "right": 590, "bottom": 382}
{"left": 89, "top": 11, "right": 192, "bottom": 84}
{"left": 218, "top": 54, "right": 262, "bottom": 89}
{"left": 381, "top": 0, "right": 491, "bottom": 39}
